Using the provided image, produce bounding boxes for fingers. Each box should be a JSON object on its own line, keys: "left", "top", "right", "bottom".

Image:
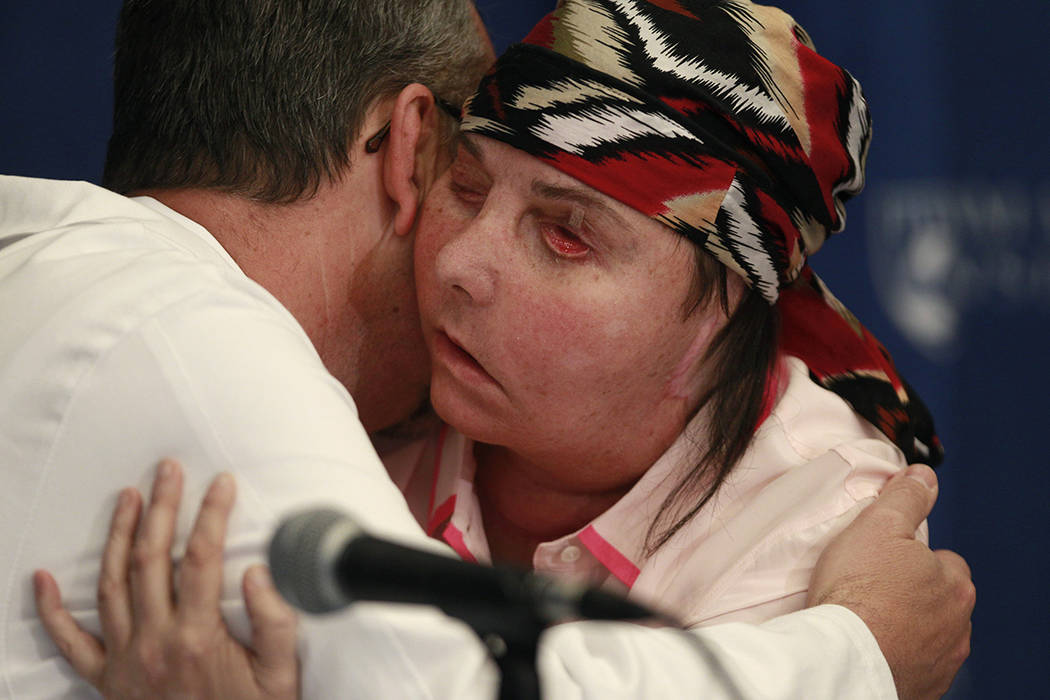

{"left": 935, "top": 549, "right": 977, "bottom": 626}
{"left": 131, "top": 459, "right": 184, "bottom": 630}
{"left": 935, "top": 548, "right": 973, "bottom": 584}
{"left": 97, "top": 487, "right": 142, "bottom": 650}
{"left": 33, "top": 570, "right": 106, "bottom": 689}
{"left": 864, "top": 464, "right": 938, "bottom": 537}
{"left": 934, "top": 550, "right": 976, "bottom": 693}
{"left": 175, "top": 472, "right": 236, "bottom": 628}
{"left": 243, "top": 565, "right": 299, "bottom": 689}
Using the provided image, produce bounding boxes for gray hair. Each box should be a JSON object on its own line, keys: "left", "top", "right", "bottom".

{"left": 103, "top": 0, "right": 491, "bottom": 202}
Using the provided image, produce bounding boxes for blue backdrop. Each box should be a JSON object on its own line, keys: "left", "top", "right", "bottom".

{"left": 3, "top": 2, "right": 1048, "bottom": 697}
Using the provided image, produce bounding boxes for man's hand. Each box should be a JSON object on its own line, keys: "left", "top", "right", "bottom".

{"left": 808, "top": 464, "right": 975, "bottom": 700}
{"left": 34, "top": 460, "right": 300, "bottom": 700}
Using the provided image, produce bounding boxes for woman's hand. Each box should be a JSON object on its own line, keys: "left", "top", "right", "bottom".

{"left": 33, "top": 460, "right": 300, "bottom": 700}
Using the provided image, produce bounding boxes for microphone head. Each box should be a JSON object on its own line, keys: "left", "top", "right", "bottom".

{"left": 268, "top": 508, "right": 360, "bottom": 614}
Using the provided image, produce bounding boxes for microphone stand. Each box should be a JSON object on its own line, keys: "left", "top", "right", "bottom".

{"left": 482, "top": 626, "right": 543, "bottom": 700}
{"left": 442, "top": 567, "right": 547, "bottom": 700}
{"left": 439, "top": 564, "right": 662, "bottom": 699}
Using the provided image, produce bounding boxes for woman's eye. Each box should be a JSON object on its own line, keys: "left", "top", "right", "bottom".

{"left": 449, "top": 179, "right": 487, "bottom": 208}
{"left": 543, "top": 225, "right": 590, "bottom": 258}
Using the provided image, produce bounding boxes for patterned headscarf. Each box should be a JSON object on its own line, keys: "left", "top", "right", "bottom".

{"left": 461, "top": 0, "right": 942, "bottom": 465}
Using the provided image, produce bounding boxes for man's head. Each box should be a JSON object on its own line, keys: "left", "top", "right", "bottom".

{"left": 104, "top": 0, "right": 490, "bottom": 201}
{"left": 101, "top": 0, "right": 494, "bottom": 433}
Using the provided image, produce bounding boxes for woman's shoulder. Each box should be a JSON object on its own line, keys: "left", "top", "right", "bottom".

{"left": 630, "top": 359, "right": 910, "bottom": 626}
{"left": 765, "top": 356, "right": 905, "bottom": 469}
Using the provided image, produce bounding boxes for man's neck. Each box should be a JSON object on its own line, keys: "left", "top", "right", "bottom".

{"left": 138, "top": 186, "right": 347, "bottom": 338}
{"left": 133, "top": 180, "right": 405, "bottom": 431}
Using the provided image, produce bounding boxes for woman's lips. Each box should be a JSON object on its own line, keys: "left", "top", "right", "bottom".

{"left": 433, "top": 330, "right": 499, "bottom": 386}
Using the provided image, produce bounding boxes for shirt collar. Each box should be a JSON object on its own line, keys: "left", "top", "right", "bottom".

{"left": 131, "top": 195, "right": 246, "bottom": 275}
{"left": 426, "top": 410, "right": 711, "bottom": 588}
{"left": 425, "top": 358, "right": 790, "bottom": 588}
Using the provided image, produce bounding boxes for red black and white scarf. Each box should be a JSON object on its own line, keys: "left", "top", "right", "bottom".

{"left": 461, "top": 0, "right": 942, "bottom": 465}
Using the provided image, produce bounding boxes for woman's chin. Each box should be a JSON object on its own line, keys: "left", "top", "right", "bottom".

{"left": 428, "top": 383, "right": 502, "bottom": 445}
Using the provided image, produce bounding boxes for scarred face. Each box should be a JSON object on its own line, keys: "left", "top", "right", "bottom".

{"left": 414, "top": 136, "right": 732, "bottom": 492}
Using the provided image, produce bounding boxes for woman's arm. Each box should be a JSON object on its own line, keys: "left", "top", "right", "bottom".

{"left": 35, "top": 462, "right": 970, "bottom": 700}
{"left": 34, "top": 461, "right": 298, "bottom": 700}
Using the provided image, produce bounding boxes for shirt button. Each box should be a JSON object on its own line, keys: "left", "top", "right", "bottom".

{"left": 560, "top": 545, "right": 582, "bottom": 563}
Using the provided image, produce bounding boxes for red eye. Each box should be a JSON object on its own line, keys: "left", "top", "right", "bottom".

{"left": 543, "top": 225, "right": 590, "bottom": 258}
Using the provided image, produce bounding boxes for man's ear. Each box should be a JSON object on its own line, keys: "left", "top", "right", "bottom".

{"left": 382, "top": 83, "right": 445, "bottom": 237}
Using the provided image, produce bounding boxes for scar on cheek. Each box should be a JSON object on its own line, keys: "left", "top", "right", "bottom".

{"left": 666, "top": 315, "right": 722, "bottom": 400}
{"left": 569, "top": 204, "right": 585, "bottom": 230}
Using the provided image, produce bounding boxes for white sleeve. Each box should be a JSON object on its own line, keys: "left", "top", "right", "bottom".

{"left": 538, "top": 605, "right": 896, "bottom": 700}
{"left": 14, "top": 280, "right": 461, "bottom": 696}
{"left": 26, "top": 287, "right": 894, "bottom": 700}
{"left": 294, "top": 602, "right": 895, "bottom": 699}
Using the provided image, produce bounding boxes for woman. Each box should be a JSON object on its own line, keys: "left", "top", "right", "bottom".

{"left": 36, "top": 0, "right": 941, "bottom": 692}
{"left": 382, "top": 0, "right": 939, "bottom": 625}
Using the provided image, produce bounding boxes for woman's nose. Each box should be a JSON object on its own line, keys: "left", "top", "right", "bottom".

{"left": 432, "top": 214, "right": 500, "bottom": 306}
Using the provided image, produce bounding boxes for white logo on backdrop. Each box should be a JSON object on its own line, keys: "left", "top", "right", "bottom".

{"left": 868, "top": 181, "right": 1050, "bottom": 359}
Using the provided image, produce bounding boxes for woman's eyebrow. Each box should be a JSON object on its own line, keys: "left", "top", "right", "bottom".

{"left": 457, "top": 134, "right": 485, "bottom": 163}
{"left": 529, "top": 181, "right": 628, "bottom": 230}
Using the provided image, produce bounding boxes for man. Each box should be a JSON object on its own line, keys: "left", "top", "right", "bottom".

{"left": 1, "top": 1, "right": 492, "bottom": 696}
{"left": 0, "top": 1, "right": 972, "bottom": 698}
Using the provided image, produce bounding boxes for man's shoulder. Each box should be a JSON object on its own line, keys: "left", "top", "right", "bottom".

{"left": 0, "top": 177, "right": 310, "bottom": 403}
{"left": 0, "top": 176, "right": 283, "bottom": 329}
{"left": 1, "top": 176, "right": 159, "bottom": 238}
{"left": 1, "top": 176, "right": 231, "bottom": 268}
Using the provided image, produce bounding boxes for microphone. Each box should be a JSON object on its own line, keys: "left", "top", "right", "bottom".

{"left": 268, "top": 508, "right": 663, "bottom": 635}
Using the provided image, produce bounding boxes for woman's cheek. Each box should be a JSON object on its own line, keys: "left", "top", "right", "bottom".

{"left": 508, "top": 303, "right": 635, "bottom": 379}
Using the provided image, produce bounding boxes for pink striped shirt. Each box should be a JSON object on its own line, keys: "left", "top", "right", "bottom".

{"left": 381, "top": 356, "right": 925, "bottom": 627}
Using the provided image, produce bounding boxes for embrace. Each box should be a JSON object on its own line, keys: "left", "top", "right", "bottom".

{"left": 1, "top": 1, "right": 972, "bottom": 698}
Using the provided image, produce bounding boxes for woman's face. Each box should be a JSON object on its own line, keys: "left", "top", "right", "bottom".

{"left": 414, "top": 136, "right": 730, "bottom": 491}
